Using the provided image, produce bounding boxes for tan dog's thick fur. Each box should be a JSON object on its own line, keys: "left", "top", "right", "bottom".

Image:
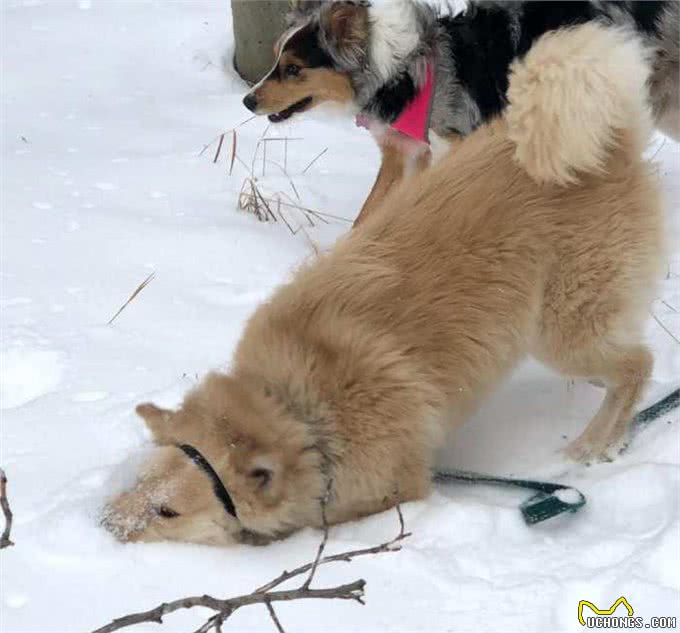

{"left": 103, "top": 25, "right": 664, "bottom": 546}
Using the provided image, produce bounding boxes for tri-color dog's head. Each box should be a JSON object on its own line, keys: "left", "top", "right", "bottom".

{"left": 242, "top": 1, "right": 371, "bottom": 122}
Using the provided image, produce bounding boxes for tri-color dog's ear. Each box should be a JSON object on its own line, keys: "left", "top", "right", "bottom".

{"left": 136, "top": 402, "right": 176, "bottom": 444}
{"left": 320, "top": 1, "right": 370, "bottom": 68}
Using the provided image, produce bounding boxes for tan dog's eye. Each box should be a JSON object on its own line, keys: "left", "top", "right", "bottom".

{"left": 284, "top": 64, "right": 301, "bottom": 77}
{"left": 156, "top": 505, "right": 180, "bottom": 519}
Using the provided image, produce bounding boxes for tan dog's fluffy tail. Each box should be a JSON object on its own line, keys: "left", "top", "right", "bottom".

{"left": 506, "top": 23, "right": 653, "bottom": 186}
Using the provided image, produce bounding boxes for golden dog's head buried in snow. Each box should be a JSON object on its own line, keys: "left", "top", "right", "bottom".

{"left": 102, "top": 373, "right": 326, "bottom": 546}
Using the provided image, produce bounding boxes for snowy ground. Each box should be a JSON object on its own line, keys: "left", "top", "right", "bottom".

{"left": 1, "top": 2, "right": 679, "bottom": 632}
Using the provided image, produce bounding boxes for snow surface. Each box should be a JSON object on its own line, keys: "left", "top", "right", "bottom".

{"left": 1, "top": 2, "right": 679, "bottom": 632}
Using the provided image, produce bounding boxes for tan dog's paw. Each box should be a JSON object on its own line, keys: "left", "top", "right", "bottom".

{"left": 564, "top": 439, "right": 614, "bottom": 465}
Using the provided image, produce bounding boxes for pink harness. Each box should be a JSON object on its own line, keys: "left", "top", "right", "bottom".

{"left": 356, "top": 60, "right": 435, "bottom": 144}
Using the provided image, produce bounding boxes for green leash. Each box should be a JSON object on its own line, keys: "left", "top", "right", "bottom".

{"left": 433, "top": 469, "right": 587, "bottom": 525}
{"left": 434, "top": 388, "right": 679, "bottom": 525}
{"left": 627, "top": 387, "right": 679, "bottom": 432}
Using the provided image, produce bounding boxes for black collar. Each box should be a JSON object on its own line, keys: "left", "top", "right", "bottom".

{"left": 176, "top": 444, "right": 238, "bottom": 519}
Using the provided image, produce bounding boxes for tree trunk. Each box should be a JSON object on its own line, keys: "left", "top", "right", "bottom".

{"left": 231, "top": 0, "right": 290, "bottom": 85}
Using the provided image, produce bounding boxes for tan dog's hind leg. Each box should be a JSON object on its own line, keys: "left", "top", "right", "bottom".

{"left": 561, "top": 344, "right": 652, "bottom": 462}
{"left": 536, "top": 335, "right": 653, "bottom": 463}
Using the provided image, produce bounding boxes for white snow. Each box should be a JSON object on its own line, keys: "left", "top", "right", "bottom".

{"left": 0, "top": 347, "right": 63, "bottom": 410}
{"left": 1, "top": 2, "right": 678, "bottom": 632}
{"left": 554, "top": 488, "right": 584, "bottom": 505}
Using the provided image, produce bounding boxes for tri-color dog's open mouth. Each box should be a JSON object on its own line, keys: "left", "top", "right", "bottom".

{"left": 267, "top": 96, "right": 312, "bottom": 123}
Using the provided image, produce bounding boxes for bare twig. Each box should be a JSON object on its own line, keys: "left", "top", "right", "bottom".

{"left": 0, "top": 468, "right": 13, "bottom": 549}
{"left": 107, "top": 272, "right": 156, "bottom": 325}
{"left": 303, "top": 479, "right": 332, "bottom": 589}
{"left": 265, "top": 600, "right": 286, "bottom": 633}
{"left": 191, "top": 612, "right": 226, "bottom": 633}
{"left": 92, "top": 503, "right": 409, "bottom": 633}
{"left": 255, "top": 503, "right": 410, "bottom": 594}
{"left": 394, "top": 497, "right": 407, "bottom": 539}
{"left": 91, "top": 581, "right": 365, "bottom": 633}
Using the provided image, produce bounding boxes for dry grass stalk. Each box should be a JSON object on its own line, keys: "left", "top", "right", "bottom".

{"left": 107, "top": 272, "right": 156, "bottom": 325}
{"left": 238, "top": 178, "right": 277, "bottom": 223}
{"left": 260, "top": 137, "right": 304, "bottom": 143}
{"left": 660, "top": 299, "right": 677, "bottom": 313}
{"left": 228, "top": 129, "right": 237, "bottom": 176}
{"left": 199, "top": 115, "right": 256, "bottom": 158}
{"left": 649, "top": 137, "right": 667, "bottom": 162}
{"left": 202, "top": 117, "right": 346, "bottom": 239}
{"left": 650, "top": 310, "right": 680, "bottom": 346}
{"left": 238, "top": 182, "right": 351, "bottom": 234}
{"left": 302, "top": 147, "right": 328, "bottom": 174}
{"left": 299, "top": 225, "right": 321, "bottom": 256}
{"left": 213, "top": 134, "right": 224, "bottom": 164}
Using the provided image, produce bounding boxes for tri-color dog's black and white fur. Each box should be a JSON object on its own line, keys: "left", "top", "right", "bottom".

{"left": 243, "top": 0, "right": 679, "bottom": 225}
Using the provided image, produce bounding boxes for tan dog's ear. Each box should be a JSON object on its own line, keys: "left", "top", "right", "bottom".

{"left": 242, "top": 452, "right": 287, "bottom": 504}
{"left": 321, "top": 1, "right": 369, "bottom": 68}
{"left": 136, "top": 402, "right": 175, "bottom": 444}
{"left": 247, "top": 454, "right": 278, "bottom": 489}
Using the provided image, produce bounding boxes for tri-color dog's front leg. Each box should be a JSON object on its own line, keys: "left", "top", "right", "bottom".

{"left": 354, "top": 143, "right": 406, "bottom": 227}
{"left": 354, "top": 134, "right": 431, "bottom": 228}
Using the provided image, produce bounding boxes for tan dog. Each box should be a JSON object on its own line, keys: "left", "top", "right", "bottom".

{"left": 103, "top": 24, "right": 664, "bottom": 546}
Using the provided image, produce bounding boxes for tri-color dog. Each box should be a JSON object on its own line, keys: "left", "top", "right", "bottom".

{"left": 243, "top": 0, "right": 679, "bottom": 225}
{"left": 104, "top": 24, "right": 665, "bottom": 546}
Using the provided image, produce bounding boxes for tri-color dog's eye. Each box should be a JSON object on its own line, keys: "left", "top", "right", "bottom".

{"left": 156, "top": 505, "right": 180, "bottom": 519}
{"left": 284, "top": 64, "right": 301, "bottom": 77}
